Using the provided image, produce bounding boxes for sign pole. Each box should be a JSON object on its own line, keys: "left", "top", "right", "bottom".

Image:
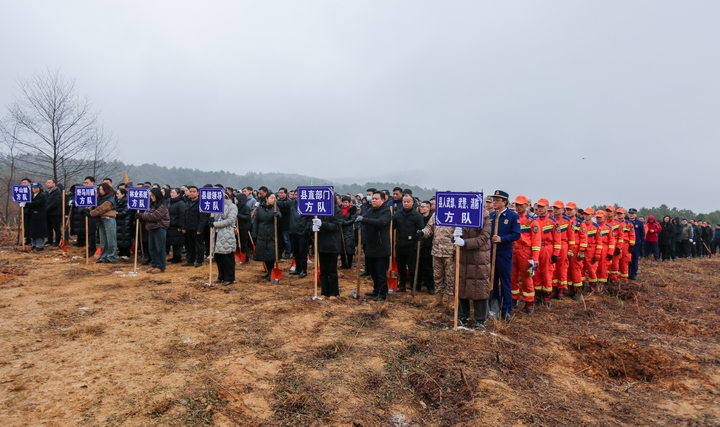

{"left": 20, "top": 207, "right": 25, "bottom": 250}
{"left": 355, "top": 228, "right": 362, "bottom": 298}
{"left": 85, "top": 216, "right": 89, "bottom": 265}
{"left": 454, "top": 245, "right": 460, "bottom": 330}
{"left": 314, "top": 223, "right": 319, "bottom": 299}
{"left": 134, "top": 219, "right": 140, "bottom": 272}
{"left": 61, "top": 191, "right": 66, "bottom": 249}
{"left": 412, "top": 240, "right": 420, "bottom": 299}
{"left": 209, "top": 215, "right": 214, "bottom": 285}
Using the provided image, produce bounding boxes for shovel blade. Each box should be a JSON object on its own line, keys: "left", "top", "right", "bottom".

{"left": 271, "top": 268, "right": 282, "bottom": 283}
{"left": 387, "top": 274, "right": 398, "bottom": 290}
{"left": 234, "top": 250, "right": 243, "bottom": 264}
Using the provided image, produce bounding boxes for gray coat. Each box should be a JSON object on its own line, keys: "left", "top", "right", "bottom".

{"left": 213, "top": 201, "right": 238, "bottom": 255}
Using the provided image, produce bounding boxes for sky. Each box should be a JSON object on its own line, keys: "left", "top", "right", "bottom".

{"left": 1, "top": 1, "right": 719, "bottom": 212}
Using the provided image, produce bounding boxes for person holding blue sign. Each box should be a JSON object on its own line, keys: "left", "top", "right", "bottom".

{"left": 137, "top": 188, "right": 170, "bottom": 273}
{"left": 27, "top": 182, "right": 48, "bottom": 251}
{"left": 211, "top": 192, "right": 238, "bottom": 285}
{"left": 489, "top": 190, "right": 521, "bottom": 320}
{"left": 313, "top": 206, "right": 343, "bottom": 298}
{"left": 356, "top": 190, "right": 391, "bottom": 301}
{"left": 115, "top": 188, "right": 134, "bottom": 259}
{"left": 453, "top": 208, "right": 492, "bottom": 328}
{"left": 89, "top": 183, "right": 118, "bottom": 263}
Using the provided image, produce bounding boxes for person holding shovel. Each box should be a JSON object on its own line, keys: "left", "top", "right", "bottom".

{"left": 252, "top": 192, "right": 281, "bottom": 281}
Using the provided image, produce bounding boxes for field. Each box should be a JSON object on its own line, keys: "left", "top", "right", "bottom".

{"left": 0, "top": 228, "right": 719, "bottom": 426}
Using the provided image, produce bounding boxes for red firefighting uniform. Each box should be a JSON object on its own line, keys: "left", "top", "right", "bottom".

{"left": 582, "top": 220, "right": 599, "bottom": 288}
{"left": 618, "top": 219, "right": 635, "bottom": 282}
{"left": 552, "top": 214, "right": 574, "bottom": 291}
{"left": 512, "top": 212, "right": 541, "bottom": 303}
{"left": 608, "top": 218, "right": 622, "bottom": 282}
{"left": 569, "top": 217, "right": 588, "bottom": 289}
{"left": 536, "top": 215, "right": 560, "bottom": 294}
{"left": 596, "top": 222, "right": 616, "bottom": 284}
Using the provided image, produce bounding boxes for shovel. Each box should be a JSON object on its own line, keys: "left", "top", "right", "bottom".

{"left": 312, "top": 216, "right": 322, "bottom": 300}
{"left": 271, "top": 203, "right": 282, "bottom": 284}
{"left": 233, "top": 220, "right": 243, "bottom": 264}
{"left": 353, "top": 228, "right": 362, "bottom": 299}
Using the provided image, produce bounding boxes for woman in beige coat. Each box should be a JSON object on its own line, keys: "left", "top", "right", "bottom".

{"left": 453, "top": 209, "right": 492, "bottom": 328}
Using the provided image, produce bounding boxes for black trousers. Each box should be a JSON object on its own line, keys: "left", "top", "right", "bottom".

{"left": 185, "top": 230, "right": 205, "bottom": 265}
{"left": 239, "top": 228, "right": 251, "bottom": 260}
{"left": 418, "top": 256, "right": 434, "bottom": 291}
{"left": 340, "top": 253, "right": 354, "bottom": 268}
{"left": 660, "top": 244, "right": 672, "bottom": 261}
{"left": 396, "top": 245, "right": 417, "bottom": 290}
{"left": 365, "top": 256, "right": 389, "bottom": 297}
{"left": 215, "top": 253, "right": 235, "bottom": 282}
{"left": 169, "top": 244, "right": 183, "bottom": 261}
{"left": 319, "top": 252, "right": 339, "bottom": 297}
{"left": 47, "top": 215, "right": 62, "bottom": 244}
{"left": 459, "top": 298, "right": 489, "bottom": 322}
{"left": 291, "top": 233, "right": 310, "bottom": 272}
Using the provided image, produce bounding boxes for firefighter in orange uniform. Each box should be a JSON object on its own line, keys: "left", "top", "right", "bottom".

{"left": 595, "top": 210, "right": 616, "bottom": 287}
{"left": 566, "top": 202, "right": 587, "bottom": 299}
{"left": 534, "top": 198, "right": 560, "bottom": 307}
{"left": 551, "top": 200, "right": 574, "bottom": 300}
{"left": 580, "top": 208, "right": 600, "bottom": 296}
{"left": 615, "top": 208, "right": 635, "bottom": 283}
{"left": 605, "top": 205, "right": 622, "bottom": 283}
{"left": 511, "top": 195, "right": 541, "bottom": 314}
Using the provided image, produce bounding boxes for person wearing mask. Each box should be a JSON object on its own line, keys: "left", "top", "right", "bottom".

{"left": 45, "top": 179, "right": 62, "bottom": 246}
{"left": 137, "top": 188, "right": 170, "bottom": 273}
{"left": 356, "top": 190, "right": 391, "bottom": 301}
{"left": 27, "top": 182, "right": 48, "bottom": 251}
{"left": 339, "top": 196, "right": 358, "bottom": 270}
{"left": 212, "top": 193, "right": 238, "bottom": 285}
{"left": 252, "top": 192, "right": 282, "bottom": 281}
{"left": 453, "top": 208, "right": 492, "bottom": 328}
{"left": 659, "top": 216, "right": 675, "bottom": 261}
{"left": 115, "top": 188, "right": 134, "bottom": 260}
{"left": 166, "top": 188, "right": 186, "bottom": 264}
{"left": 182, "top": 186, "right": 210, "bottom": 268}
{"left": 89, "top": 182, "right": 118, "bottom": 263}
{"left": 643, "top": 214, "right": 661, "bottom": 261}
{"left": 393, "top": 194, "right": 424, "bottom": 292}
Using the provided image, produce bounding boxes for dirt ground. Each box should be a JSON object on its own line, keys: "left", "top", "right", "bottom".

{"left": 1, "top": 228, "right": 719, "bottom": 426}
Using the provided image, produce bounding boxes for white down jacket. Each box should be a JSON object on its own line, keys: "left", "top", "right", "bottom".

{"left": 213, "top": 201, "right": 238, "bottom": 255}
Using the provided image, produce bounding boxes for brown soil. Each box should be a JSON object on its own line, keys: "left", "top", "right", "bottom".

{"left": 1, "top": 231, "right": 719, "bottom": 426}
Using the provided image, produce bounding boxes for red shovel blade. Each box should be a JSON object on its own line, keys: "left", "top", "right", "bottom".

{"left": 387, "top": 270, "right": 398, "bottom": 290}
{"left": 95, "top": 247, "right": 102, "bottom": 256}
{"left": 290, "top": 258, "right": 296, "bottom": 272}
{"left": 239, "top": 251, "right": 247, "bottom": 263}
{"left": 234, "top": 250, "right": 243, "bottom": 264}
{"left": 271, "top": 262, "right": 282, "bottom": 283}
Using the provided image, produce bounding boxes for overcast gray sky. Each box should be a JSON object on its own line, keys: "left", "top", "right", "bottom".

{"left": 1, "top": 1, "right": 719, "bottom": 212}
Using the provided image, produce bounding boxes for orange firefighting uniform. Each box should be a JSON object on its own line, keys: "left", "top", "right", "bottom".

{"left": 618, "top": 219, "right": 635, "bottom": 282}
{"left": 596, "top": 222, "right": 616, "bottom": 284}
{"left": 552, "top": 214, "right": 574, "bottom": 291}
{"left": 536, "top": 215, "right": 560, "bottom": 294}
{"left": 581, "top": 220, "right": 599, "bottom": 288}
{"left": 608, "top": 218, "right": 622, "bottom": 282}
{"left": 569, "top": 217, "right": 588, "bottom": 289}
{"left": 512, "top": 212, "right": 541, "bottom": 303}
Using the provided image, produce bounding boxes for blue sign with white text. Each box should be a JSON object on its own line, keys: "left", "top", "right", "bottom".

{"left": 127, "top": 188, "right": 151, "bottom": 211}
{"left": 434, "top": 192, "right": 484, "bottom": 228}
{"left": 12, "top": 185, "right": 31, "bottom": 203}
{"left": 199, "top": 187, "right": 225, "bottom": 214}
{"left": 74, "top": 186, "right": 97, "bottom": 207}
{"left": 297, "top": 186, "right": 334, "bottom": 217}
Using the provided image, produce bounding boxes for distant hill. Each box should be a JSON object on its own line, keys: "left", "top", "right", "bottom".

{"left": 122, "top": 163, "right": 439, "bottom": 200}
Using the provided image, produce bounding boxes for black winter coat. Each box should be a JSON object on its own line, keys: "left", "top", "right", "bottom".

{"left": 167, "top": 196, "right": 186, "bottom": 246}
{"left": 340, "top": 205, "right": 357, "bottom": 255}
{"left": 252, "top": 204, "right": 281, "bottom": 262}
{"left": 659, "top": 221, "right": 676, "bottom": 246}
{"left": 45, "top": 188, "right": 62, "bottom": 216}
{"left": 184, "top": 198, "right": 209, "bottom": 231}
{"left": 277, "top": 199, "right": 311, "bottom": 236}
{"left": 316, "top": 207, "right": 342, "bottom": 254}
{"left": 360, "top": 205, "right": 391, "bottom": 258}
{"left": 673, "top": 219, "right": 683, "bottom": 243}
{"left": 393, "top": 208, "right": 424, "bottom": 250}
{"left": 115, "top": 197, "right": 134, "bottom": 249}
{"left": 236, "top": 194, "right": 252, "bottom": 231}
{"left": 420, "top": 214, "right": 433, "bottom": 258}
{"left": 277, "top": 197, "right": 292, "bottom": 231}
{"left": 27, "top": 191, "right": 48, "bottom": 239}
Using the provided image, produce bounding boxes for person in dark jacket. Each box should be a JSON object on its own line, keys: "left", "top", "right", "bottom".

{"left": 45, "top": 179, "right": 62, "bottom": 246}
{"left": 182, "top": 186, "right": 210, "bottom": 267}
{"left": 672, "top": 217, "right": 683, "bottom": 260}
{"left": 166, "top": 188, "right": 186, "bottom": 263}
{"left": 713, "top": 224, "right": 720, "bottom": 255}
{"left": 313, "top": 206, "right": 342, "bottom": 297}
{"left": 278, "top": 195, "right": 311, "bottom": 277}
{"left": 356, "top": 191, "right": 391, "bottom": 301}
{"left": 236, "top": 193, "right": 253, "bottom": 262}
{"left": 138, "top": 187, "right": 170, "bottom": 273}
{"left": 658, "top": 216, "right": 675, "bottom": 261}
{"left": 115, "top": 188, "right": 134, "bottom": 259}
{"left": 252, "top": 193, "right": 282, "bottom": 281}
{"left": 90, "top": 183, "right": 117, "bottom": 263}
{"left": 27, "top": 182, "right": 48, "bottom": 251}
{"left": 339, "top": 196, "right": 357, "bottom": 269}
{"left": 417, "top": 201, "right": 434, "bottom": 294}
{"left": 277, "top": 188, "right": 292, "bottom": 259}
{"left": 393, "top": 194, "right": 425, "bottom": 292}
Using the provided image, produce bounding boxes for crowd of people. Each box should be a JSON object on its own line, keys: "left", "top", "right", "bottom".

{"left": 17, "top": 178, "right": 720, "bottom": 329}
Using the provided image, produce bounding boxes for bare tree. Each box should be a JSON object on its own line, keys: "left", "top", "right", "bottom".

{"left": 9, "top": 69, "right": 109, "bottom": 186}
{"left": 0, "top": 117, "right": 22, "bottom": 224}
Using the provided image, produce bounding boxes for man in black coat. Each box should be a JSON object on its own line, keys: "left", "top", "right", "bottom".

{"left": 182, "top": 186, "right": 210, "bottom": 267}
{"left": 313, "top": 206, "right": 342, "bottom": 298}
{"left": 45, "top": 179, "right": 62, "bottom": 246}
{"left": 277, "top": 187, "right": 293, "bottom": 259}
{"left": 28, "top": 182, "right": 48, "bottom": 250}
{"left": 277, "top": 196, "right": 312, "bottom": 277}
{"left": 356, "top": 191, "right": 391, "bottom": 301}
{"left": 393, "top": 194, "right": 424, "bottom": 292}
